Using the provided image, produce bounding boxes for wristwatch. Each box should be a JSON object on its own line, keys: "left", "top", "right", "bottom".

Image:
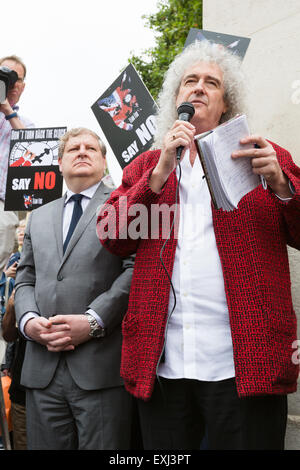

{"left": 5, "top": 112, "right": 18, "bottom": 120}
{"left": 86, "top": 314, "right": 106, "bottom": 338}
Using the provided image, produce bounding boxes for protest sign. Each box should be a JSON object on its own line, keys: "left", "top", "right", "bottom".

{"left": 185, "top": 28, "right": 251, "bottom": 59}
{"left": 5, "top": 127, "right": 66, "bottom": 211}
{"left": 91, "top": 63, "right": 158, "bottom": 169}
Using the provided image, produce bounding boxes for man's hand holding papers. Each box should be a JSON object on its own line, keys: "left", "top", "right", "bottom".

{"left": 232, "top": 135, "right": 293, "bottom": 199}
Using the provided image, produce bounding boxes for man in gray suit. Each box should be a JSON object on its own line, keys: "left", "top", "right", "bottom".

{"left": 14, "top": 127, "right": 134, "bottom": 450}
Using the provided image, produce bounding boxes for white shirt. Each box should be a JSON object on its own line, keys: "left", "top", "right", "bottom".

{"left": 158, "top": 150, "right": 235, "bottom": 382}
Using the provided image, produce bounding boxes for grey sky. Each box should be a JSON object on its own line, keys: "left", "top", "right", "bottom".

{"left": 2, "top": 0, "right": 158, "bottom": 183}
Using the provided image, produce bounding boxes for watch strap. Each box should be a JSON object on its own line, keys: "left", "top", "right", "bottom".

{"left": 5, "top": 112, "right": 18, "bottom": 120}
{"left": 86, "top": 313, "right": 106, "bottom": 338}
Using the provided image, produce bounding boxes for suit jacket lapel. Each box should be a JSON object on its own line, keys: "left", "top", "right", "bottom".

{"left": 53, "top": 195, "right": 66, "bottom": 261}
{"left": 62, "top": 181, "right": 111, "bottom": 261}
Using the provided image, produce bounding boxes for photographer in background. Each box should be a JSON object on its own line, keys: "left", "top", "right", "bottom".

{"left": 0, "top": 55, "right": 34, "bottom": 272}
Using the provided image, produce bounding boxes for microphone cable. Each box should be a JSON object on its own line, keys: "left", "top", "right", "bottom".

{"left": 155, "top": 159, "right": 182, "bottom": 403}
{"left": 155, "top": 103, "right": 195, "bottom": 394}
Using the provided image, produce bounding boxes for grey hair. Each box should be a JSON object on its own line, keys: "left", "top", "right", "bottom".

{"left": 152, "top": 40, "right": 246, "bottom": 149}
{"left": 58, "top": 127, "right": 107, "bottom": 159}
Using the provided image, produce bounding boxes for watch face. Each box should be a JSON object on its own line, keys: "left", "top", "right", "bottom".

{"left": 88, "top": 316, "right": 105, "bottom": 338}
{"left": 93, "top": 330, "right": 103, "bottom": 338}
{"left": 94, "top": 328, "right": 106, "bottom": 338}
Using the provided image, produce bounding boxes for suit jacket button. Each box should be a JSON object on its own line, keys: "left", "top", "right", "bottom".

{"left": 57, "top": 274, "right": 63, "bottom": 281}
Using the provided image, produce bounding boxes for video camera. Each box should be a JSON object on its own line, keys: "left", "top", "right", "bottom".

{"left": 0, "top": 66, "right": 18, "bottom": 104}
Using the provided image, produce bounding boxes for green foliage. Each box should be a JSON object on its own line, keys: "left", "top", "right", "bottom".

{"left": 129, "top": 0, "right": 202, "bottom": 101}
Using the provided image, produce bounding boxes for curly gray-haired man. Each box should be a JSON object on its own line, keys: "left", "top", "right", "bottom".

{"left": 98, "top": 40, "right": 300, "bottom": 450}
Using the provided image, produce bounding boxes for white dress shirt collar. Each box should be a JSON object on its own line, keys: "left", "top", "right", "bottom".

{"left": 64, "top": 180, "right": 101, "bottom": 205}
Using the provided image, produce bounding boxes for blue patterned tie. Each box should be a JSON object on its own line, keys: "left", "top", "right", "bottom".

{"left": 63, "top": 194, "right": 83, "bottom": 254}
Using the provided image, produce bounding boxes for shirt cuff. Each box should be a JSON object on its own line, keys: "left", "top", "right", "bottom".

{"left": 275, "top": 180, "right": 296, "bottom": 201}
{"left": 262, "top": 175, "right": 296, "bottom": 201}
{"left": 19, "top": 312, "right": 39, "bottom": 340}
{"left": 260, "top": 175, "right": 267, "bottom": 190}
{"left": 85, "top": 309, "right": 105, "bottom": 328}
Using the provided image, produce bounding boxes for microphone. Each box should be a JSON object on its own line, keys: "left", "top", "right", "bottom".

{"left": 176, "top": 102, "right": 195, "bottom": 161}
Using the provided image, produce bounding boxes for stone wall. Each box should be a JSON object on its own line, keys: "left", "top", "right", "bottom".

{"left": 203, "top": 0, "right": 300, "bottom": 449}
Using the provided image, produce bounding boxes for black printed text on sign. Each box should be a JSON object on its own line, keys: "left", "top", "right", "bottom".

{"left": 4, "top": 127, "right": 67, "bottom": 211}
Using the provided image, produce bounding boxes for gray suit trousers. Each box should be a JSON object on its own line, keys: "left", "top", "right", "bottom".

{"left": 26, "top": 356, "right": 133, "bottom": 450}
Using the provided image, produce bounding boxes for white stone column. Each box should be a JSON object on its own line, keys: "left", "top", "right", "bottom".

{"left": 204, "top": 0, "right": 300, "bottom": 449}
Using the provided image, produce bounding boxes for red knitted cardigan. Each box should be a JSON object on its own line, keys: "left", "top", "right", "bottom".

{"left": 98, "top": 142, "right": 300, "bottom": 401}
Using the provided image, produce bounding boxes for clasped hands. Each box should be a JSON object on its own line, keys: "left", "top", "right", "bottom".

{"left": 24, "top": 314, "right": 91, "bottom": 352}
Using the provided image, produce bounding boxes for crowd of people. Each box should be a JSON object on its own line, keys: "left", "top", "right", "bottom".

{"left": 0, "top": 41, "right": 299, "bottom": 451}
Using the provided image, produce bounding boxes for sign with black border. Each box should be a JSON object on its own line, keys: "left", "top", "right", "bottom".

{"left": 5, "top": 127, "right": 66, "bottom": 211}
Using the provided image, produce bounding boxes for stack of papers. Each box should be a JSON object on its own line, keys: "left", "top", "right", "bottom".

{"left": 194, "top": 114, "right": 260, "bottom": 211}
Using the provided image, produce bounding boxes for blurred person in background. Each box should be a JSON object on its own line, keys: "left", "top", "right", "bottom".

{"left": 0, "top": 55, "right": 34, "bottom": 273}
{"left": 1, "top": 218, "right": 28, "bottom": 449}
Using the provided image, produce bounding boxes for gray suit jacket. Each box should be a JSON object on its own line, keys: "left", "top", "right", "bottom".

{"left": 14, "top": 181, "right": 134, "bottom": 390}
